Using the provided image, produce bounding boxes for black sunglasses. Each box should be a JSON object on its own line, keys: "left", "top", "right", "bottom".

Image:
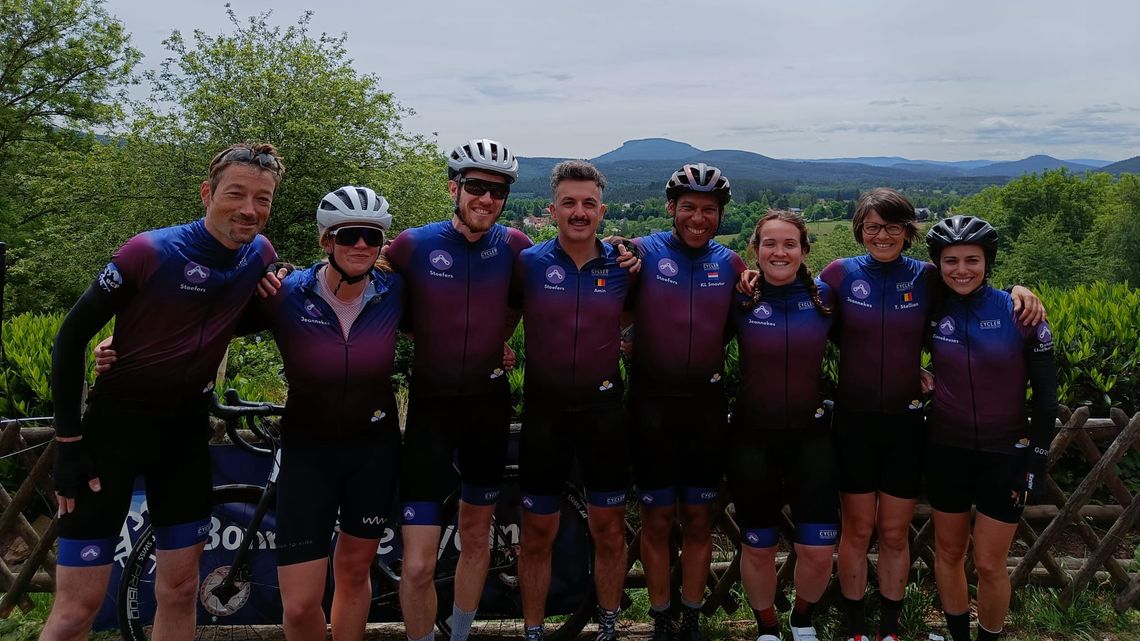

{"left": 459, "top": 177, "right": 510, "bottom": 200}
{"left": 330, "top": 226, "right": 385, "bottom": 247}
{"left": 217, "top": 147, "right": 283, "bottom": 174}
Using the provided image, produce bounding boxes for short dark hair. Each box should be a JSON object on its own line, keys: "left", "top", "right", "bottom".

{"left": 851, "top": 187, "right": 919, "bottom": 249}
{"left": 550, "top": 160, "right": 606, "bottom": 198}
{"left": 208, "top": 142, "right": 285, "bottom": 193}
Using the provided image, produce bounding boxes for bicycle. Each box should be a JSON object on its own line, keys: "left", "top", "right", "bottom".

{"left": 116, "top": 390, "right": 596, "bottom": 641}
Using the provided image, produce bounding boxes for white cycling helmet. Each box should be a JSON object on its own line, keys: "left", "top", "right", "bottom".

{"left": 447, "top": 139, "right": 518, "bottom": 183}
{"left": 665, "top": 163, "right": 731, "bottom": 205}
{"left": 316, "top": 186, "right": 392, "bottom": 231}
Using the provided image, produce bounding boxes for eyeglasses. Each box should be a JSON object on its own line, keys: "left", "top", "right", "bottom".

{"left": 459, "top": 177, "right": 510, "bottom": 200}
{"left": 216, "top": 147, "right": 283, "bottom": 174}
{"left": 330, "top": 226, "right": 385, "bottom": 247}
{"left": 862, "top": 222, "right": 905, "bottom": 237}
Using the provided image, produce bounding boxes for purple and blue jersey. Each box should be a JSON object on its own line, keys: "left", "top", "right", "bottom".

{"left": 386, "top": 221, "right": 532, "bottom": 397}
{"left": 731, "top": 280, "right": 835, "bottom": 429}
{"left": 629, "top": 232, "right": 746, "bottom": 396}
{"left": 928, "top": 285, "right": 1056, "bottom": 455}
{"left": 820, "top": 254, "right": 937, "bottom": 415}
{"left": 511, "top": 239, "right": 632, "bottom": 405}
{"left": 54, "top": 219, "right": 277, "bottom": 435}
{"left": 249, "top": 264, "right": 404, "bottom": 440}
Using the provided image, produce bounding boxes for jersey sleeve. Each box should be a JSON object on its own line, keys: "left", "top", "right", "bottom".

{"left": 506, "top": 227, "right": 535, "bottom": 256}
{"left": 386, "top": 230, "right": 414, "bottom": 273}
{"left": 729, "top": 250, "right": 747, "bottom": 276}
{"left": 1023, "top": 320, "right": 1058, "bottom": 473}
{"left": 50, "top": 283, "right": 120, "bottom": 437}
{"left": 508, "top": 252, "right": 527, "bottom": 311}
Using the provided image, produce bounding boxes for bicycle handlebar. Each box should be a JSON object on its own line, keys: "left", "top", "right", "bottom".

{"left": 211, "top": 389, "right": 283, "bottom": 456}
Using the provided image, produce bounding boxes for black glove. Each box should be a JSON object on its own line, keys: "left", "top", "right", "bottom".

{"left": 53, "top": 439, "right": 97, "bottom": 498}
{"left": 267, "top": 262, "right": 296, "bottom": 277}
{"left": 1012, "top": 449, "right": 1049, "bottom": 507}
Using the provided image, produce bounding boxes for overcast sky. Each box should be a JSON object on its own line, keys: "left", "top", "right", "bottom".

{"left": 102, "top": 0, "right": 1140, "bottom": 162}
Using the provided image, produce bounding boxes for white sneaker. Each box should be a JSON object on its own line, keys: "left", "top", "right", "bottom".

{"left": 756, "top": 635, "right": 781, "bottom": 641}
{"left": 791, "top": 626, "right": 819, "bottom": 641}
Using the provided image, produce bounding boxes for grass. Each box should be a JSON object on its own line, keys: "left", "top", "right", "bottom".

{"left": 0, "top": 592, "right": 51, "bottom": 641}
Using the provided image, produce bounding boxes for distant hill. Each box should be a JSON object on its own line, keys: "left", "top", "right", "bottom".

{"left": 967, "top": 155, "right": 1096, "bottom": 177}
{"left": 1102, "top": 155, "right": 1140, "bottom": 174}
{"left": 1067, "top": 158, "right": 1113, "bottom": 168}
{"left": 798, "top": 156, "right": 995, "bottom": 170}
{"left": 590, "top": 138, "right": 703, "bottom": 163}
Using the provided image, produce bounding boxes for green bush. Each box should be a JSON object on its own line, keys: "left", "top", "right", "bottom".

{"left": 0, "top": 312, "right": 113, "bottom": 417}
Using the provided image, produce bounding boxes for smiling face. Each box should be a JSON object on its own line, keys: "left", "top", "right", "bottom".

{"left": 450, "top": 168, "right": 510, "bottom": 236}
{"left": 938, "top": 243, "right": 987, "bottom": 295}
{"left": 859, "top": 209, "right": 907, "bottom": 262}
{"left": 549, "top": 179, "right": 606, "bottom": 245}
{"left": 668, "top": 192, "right": 722, "bottom": 248}
{"left": 201, "top": 164, "right": 276, "bottom": 249}
{"left": 322, "top": 225, "right": 382, "bottom": 278}
{"left": 755, "top": 218, "right": 804, "bottom": 286}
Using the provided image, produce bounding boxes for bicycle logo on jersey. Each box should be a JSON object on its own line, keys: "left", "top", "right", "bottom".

{"left": 546, "top": 265, "right": 566, "bottom": 284}
{"left": 938, "top": 317, "right": 956, "bottom": 336}
{"left": 429, "top": 250, "right": 454, "bottom": 271}
{"left": 657, "top": 258, "right": 678, "bottom": 277}
{"left": 752, "top": 303, "right": 773, "bottom": 320}
{"left": 183, "top": 262, "right": 211, "bottom": 284}
{"left": 850, "top": 279, "right": 871, "bottom": 300}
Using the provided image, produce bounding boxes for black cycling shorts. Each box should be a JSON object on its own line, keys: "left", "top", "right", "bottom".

{"left": 833, "top": 408, "right": 925, "bottom": 499}
{"left": 400, "top": 392, "right": 510, "bottom": 524}
{"left": 630, "top": 394, "right": 726, "bottom": 506}
{"left": 276, "top": 429, "right": 401, "bottom": 566}
{"left": 519, "top": 400, "right": 630, "bottom": 512}
{"left": 728, "top": 426, "right": 838, "bottom": 545}
{"left": 58, "top": 402, "right": 212, "bottom": 565}
{"left": 925, "top": 443, "right": 1025, "bottom": 524}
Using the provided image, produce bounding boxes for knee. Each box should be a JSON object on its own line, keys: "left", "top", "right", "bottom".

{"left": 841, "top": 513, "right": 875, "bottom": 545}
{"left": 459, "top": 523, "right": 491, "bottom": 556}
{"left": 45, "top": 598, "right": 101, "bottom": 637}
{"left": 797, "top": 546, "right": 835, "bottom": 572}
{"left": 333, "top": 558, "right": 372, "bottom": 588}
{"left": 973, "top": 553, "right": 1010, "bottom": 581}
{"left": 681, "top": 507, "right": 713, "bottom": 539}
{"left": 740, "top": 546, "right": 777, "bottom": 572}
{"left": 282, "top": 596, "right": 324, "bottom": 627}
{"left": 935, "top": 539, "right": 969, "bottom": 566}
{"left": 399, "top": 552, "right": 437, "bottom": 588}
{"left": 877, "top": 524, "right": 910, "bottom": 553}
{"left": 640, "top": 509, "right": 675, "bottom": 544}
{"left": 154, "top": 570, "right": 199, "bottom": 607}
{"left": 521, "top": 519, "right": 558, "bottom": 552}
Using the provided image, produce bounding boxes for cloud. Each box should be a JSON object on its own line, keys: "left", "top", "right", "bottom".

{"left": 869, "top": 97, "right": 909, "bottom": 106}
{"left": 817, "top": 120, "right": 946, "bottom": 135}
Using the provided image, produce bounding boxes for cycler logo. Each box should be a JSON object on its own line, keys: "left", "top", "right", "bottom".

{"left": 752, "top": 302, "right": 773, "bottom": 320}
{"left": 429, "top": 250, "right": 453, "bottom": 270}
{"left": 545, "top": 265, "right": 566, "bottom": 285}
{"left": 403, "top": 506, "right": 416, "bottom": 521}
{"left": 938, "top": 316, "right": 956, "bottom": 336}
{"left": 79, "top": 545, "right": 101, "bottom": 562}
{"left": 850, "top": 279, "right": 871, "bottom": 300}
{"left": 1037, "top": 322, "right": 1053, "bottom": 343}
{"left": 303, "top": 299, "right": 323, "bottom": 318}
{"left": 657, "top": 258, "right": 678, "bottom": 277}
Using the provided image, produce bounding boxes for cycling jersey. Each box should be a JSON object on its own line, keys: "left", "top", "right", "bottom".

{"left": 52, "top": 219, "right": 277, "bottom": 437}
{"left": 510, "top": 238, "right": 632, "bottom": 405}
{"left": 927, "top": 285, "right": 1057, "bottom": 455}
{"left": 820, "top": 254, "right": 936, "bottom": 416}
{"left": 730, "top": 279, "right": 835, "bottom": 429}
{"left": 628, "top": 232, "right": 746, "bottom": 396}
{"left": 386, "top": 221, "right": 532, "bottom": 397}
{"left": 249, "top": 263, "right": 403, "bottom": 440}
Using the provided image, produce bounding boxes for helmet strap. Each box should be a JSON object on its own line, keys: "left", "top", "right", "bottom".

{"left": 326, "top": 252, "right": 369, "bottom": 295}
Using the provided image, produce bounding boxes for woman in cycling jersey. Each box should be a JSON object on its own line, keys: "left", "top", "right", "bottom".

{"left": 729, "top": 210, "right": 837, "bottom": 641}
{"left": 924, "top": 215, "right": 1056, "bottom": 641}
{"left": 256, "top": 186, "right": 404, "bottom": 641}
{"left": 819, "top": 189, "right": 1044, "bottom": 641}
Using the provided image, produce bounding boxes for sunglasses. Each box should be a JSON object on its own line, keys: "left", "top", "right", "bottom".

{"left": 217, "top": 147, "right": 283, "bottom": 174}
{"left": 330, "top": 226, "right": 385, "bottom": 247}
{"left": 459, "top": 177, "right": 510, "bottom": 200}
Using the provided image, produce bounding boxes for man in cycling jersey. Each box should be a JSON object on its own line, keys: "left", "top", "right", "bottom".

{"left": 41, "top": 143, "right": 283, "bottom": 641}
{"left": 626, "top": 164, "right": 745, "bottom": 641}
{"left": 512, "top": 160, "right": 633, "bottom": 641}
{"left": 386, "top": 139, "right": 533, "bottom": 641}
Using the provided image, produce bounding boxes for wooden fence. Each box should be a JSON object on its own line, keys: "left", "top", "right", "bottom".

{"left": 1, "top": 405, "right": 1137, "bottom": 620}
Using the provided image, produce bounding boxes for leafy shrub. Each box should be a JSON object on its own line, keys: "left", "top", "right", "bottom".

{"left": 221, "top": 333, "right": 286, "bottom": 404}
{"left": 1, "top": 312, "right": 113, "bottom": 417}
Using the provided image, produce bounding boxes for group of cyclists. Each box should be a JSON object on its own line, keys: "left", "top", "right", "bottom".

{"left": 40, "top": 136, "right": 1056, "bottom": 641}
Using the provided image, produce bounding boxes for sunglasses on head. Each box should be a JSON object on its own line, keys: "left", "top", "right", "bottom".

{"left": 330, "top": 226, "right": 385, "bottom": 247}
{"left": 217, "top": 147, "right": 283, "bottom": 174}
{"left": 459, "top": 177, "right": 510, "bottom": 200}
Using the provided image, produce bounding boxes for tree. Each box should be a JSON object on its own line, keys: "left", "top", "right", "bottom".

{"left": 0, "top": 0, "right": 138, "bottom": 156}
{"left": 8, "top": 7, "right": 451, "bottom": 312}
{"left": 991, "top": 215, "right": 1084, "bottom": 289}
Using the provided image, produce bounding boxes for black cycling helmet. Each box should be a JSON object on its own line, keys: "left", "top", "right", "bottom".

{"left": 926, "top": 215, "right": 999, "bottom": 274}
{"left": 665, "top": 163, "right": 731, "bottom": 205}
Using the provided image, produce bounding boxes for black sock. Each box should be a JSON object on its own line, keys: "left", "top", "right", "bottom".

{"left": 679, "top": 603, "right": 700, "bottom": 631}
{"left": 789, "top": 595, "right": 815, "bottom": 628}
{"left": 878, "top": 593, "right": 903, "bottom": 635}
{"left": 841, "top": 595, "right": 866, "bottom": 637}
{"left": 975, "top": 625, "right": 1002, "bottom": 641}
{"left": 753, "top": 607, "right": 779, "bottom": 638}
{"left": 944, "top": 610, "right": 970, "bottom": 641}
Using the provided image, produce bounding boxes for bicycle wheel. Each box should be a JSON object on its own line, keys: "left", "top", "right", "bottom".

{"left": 117, "top": 485, "right": 283, "bottom": 640}
{"left": 433, "top": 481, "right": 595, "bottom": 641}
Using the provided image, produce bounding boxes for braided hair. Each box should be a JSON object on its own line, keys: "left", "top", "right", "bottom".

{"left": 743, "top": 210, "right": 831, "bottom": 316}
